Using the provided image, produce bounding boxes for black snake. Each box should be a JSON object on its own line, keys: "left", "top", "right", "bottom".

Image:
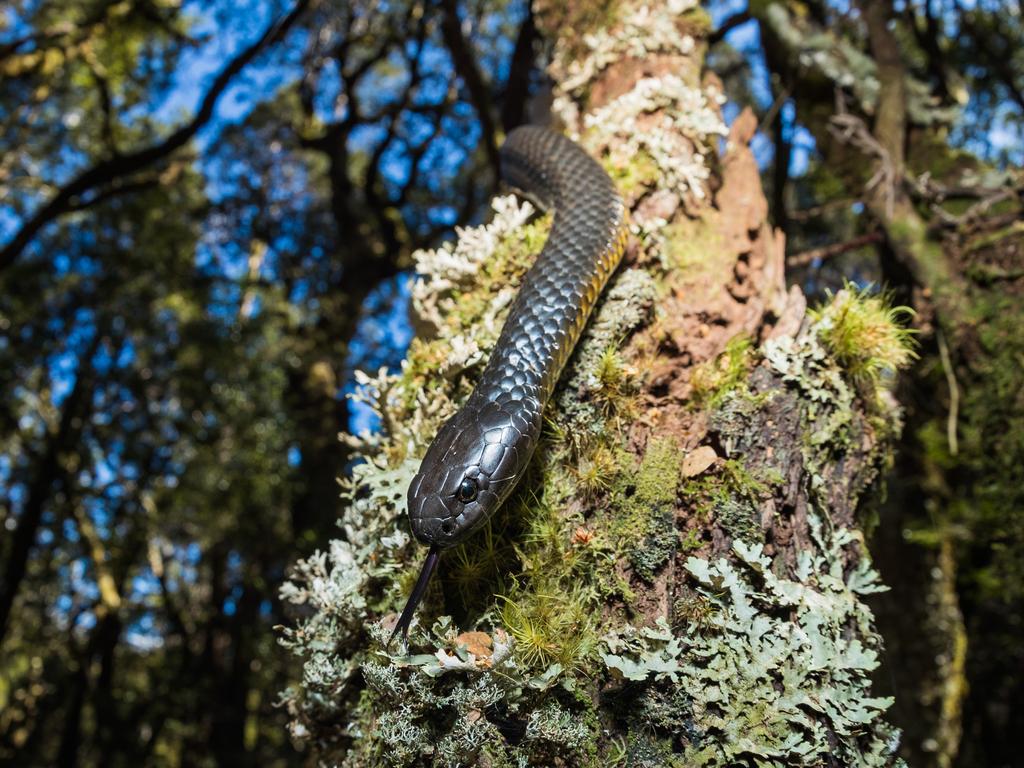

{"left": 392, "top": 126, "right": 629, "bottom": 646}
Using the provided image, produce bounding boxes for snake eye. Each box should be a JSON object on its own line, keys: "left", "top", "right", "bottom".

{"left": 456, "top": 478, "right": 478, "bottom": 503}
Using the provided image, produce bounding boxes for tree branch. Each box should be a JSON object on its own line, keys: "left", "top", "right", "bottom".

{"left": 438, "top": 0, "right": 502, "bottom": 178}
{"left": 0, "top": 330, "right": 102, "bottom": 644}
{"left": 709, "top": 9, "right": 752, "bottom": 46}
{"left": 0, "top": 0, "right": 310, "bottom": 272}
{"left": 786, "top": 230, "right": 884, "bottom": 267}
{"left": 500, "top": 5, "right": 536, "bottom": 131}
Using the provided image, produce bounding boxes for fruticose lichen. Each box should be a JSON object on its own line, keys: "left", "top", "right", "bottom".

{"left": 549, "top": 0, "right": 727, "bottom": 266}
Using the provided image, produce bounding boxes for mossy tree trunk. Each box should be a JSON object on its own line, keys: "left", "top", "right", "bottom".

{"left": 279, "top": 2, "right": 912, "bottom": 765}
{"left": 747, "top": 3, "right": 1024, "bottom": 765}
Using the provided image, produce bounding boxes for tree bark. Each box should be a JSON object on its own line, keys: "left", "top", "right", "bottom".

{"left": 747, "top": 3, "right": 1024, "bottom": 764}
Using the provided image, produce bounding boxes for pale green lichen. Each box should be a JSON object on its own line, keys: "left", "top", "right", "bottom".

{"left": 764, "top": 4, "right": 961, "bottom": 126}
{"left": 351, "top": 619, "right": 592, "bottom": 767}
{"left": 601, "top": 516, "right": 903, "bottom": 767}
{"left": 764, "top": 331, "right": 859, "bottom": 454}
{"left": 581, "top": 74, "right": 727, "bottom": 200}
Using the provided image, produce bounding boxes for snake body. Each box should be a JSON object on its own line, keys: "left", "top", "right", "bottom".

{"left": 392, "top": 126, "right": 628, "bottom": 644}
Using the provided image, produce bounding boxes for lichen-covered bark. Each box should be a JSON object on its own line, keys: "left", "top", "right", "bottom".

{"left": 278, "top": 2, "right": 913, "bottom": 765}
{"left": 748, "top": 4, "right": 1024, "bottom": 764}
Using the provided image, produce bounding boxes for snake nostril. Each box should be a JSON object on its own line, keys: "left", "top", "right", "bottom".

{"left": 441, "top": 520, "right": 453, "bottom": 534}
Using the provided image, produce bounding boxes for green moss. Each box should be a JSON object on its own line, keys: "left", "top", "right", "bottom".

{"left": 498, "top": 584, "right": 596, "bottom": 670}
{"left": 605, "top": 149, "right": 660, "bottom": 196}
{"left": 447, "top": 517, "right": 517, "bottom": 614}
{"left": 607, "top": 438, "right": 683, "bottom": 581}
{"left": 682, "top": 5, "right": 714, "bottom": 35}
{"left": 660, "top": 218, "right": 728, "bottom": 278}
{"left": 809, "top": 282, "right": 917, "bottom": 394}
{"left": 682, "top": 458, "right": 775, "bottom": 544}
{"left": 449, "top": 214, "right": 552, "bottom": 330}
{"left": 574, "top": 442, "right": 618, "bottom": 496}
{"left": 690, "top": 334, "right": 754, "bottom": 408}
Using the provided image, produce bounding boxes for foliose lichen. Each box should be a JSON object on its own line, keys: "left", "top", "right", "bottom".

{"left": 601, "top": 516, "right": 904, "bottom": 767}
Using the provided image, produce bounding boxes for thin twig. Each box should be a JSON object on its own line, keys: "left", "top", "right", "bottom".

{"left": 828, "top": 91, "right": 897, "bottom": 219}
{"left": 786, "top": 231, "right": 884, "bottom": 267}
{"left": 758, "top": 87, "right": 790, "bottom": 136}
{"left": 788, "top": 197, "right": 859, "bottom": 222}
{"left": 709, "top": 9, "right": 752, "bottom": 45}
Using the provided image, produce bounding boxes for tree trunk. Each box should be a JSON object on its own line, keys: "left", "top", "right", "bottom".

{"left": 0, "top": 332, "right": 100, "bottom": 645}
{"left": 279, "top": 2, "right": 911, "bottom": 764}
{"left": 749, "top": 2, "right": 1024, "bottom": 764}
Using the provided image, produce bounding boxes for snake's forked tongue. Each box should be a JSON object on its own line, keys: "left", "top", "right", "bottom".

{"left": 388, "top": 544, "right": 441, "bottom": 651}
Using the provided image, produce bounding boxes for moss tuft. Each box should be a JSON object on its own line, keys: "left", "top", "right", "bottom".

{"left": 810, "top": 282, "right": 917, "bottom": 393}
{"left": 574, "top": 442, "right": 618, "bottom": 497}
{"left": 498, "top": 585, "right": 596, "bottom": 671}
{"left": 690, "top": 333, "right": 754, "bottom": 408}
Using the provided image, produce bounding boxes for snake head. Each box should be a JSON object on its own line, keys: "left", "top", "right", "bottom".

{"left": 407, "top": 396, "right": 539, "bottom": 547}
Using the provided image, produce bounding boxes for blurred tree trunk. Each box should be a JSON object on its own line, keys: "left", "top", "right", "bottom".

{"left": 0, "top": 331, "right": 101, "bottom": 644}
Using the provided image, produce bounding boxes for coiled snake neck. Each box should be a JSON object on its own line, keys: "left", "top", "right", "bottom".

{"left": 391, "top": 126, "right": 629, "bottom": 646}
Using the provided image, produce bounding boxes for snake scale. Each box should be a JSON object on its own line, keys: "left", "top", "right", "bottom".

{"left": 391, "top": 125, "right": 629, "bottom": 646}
